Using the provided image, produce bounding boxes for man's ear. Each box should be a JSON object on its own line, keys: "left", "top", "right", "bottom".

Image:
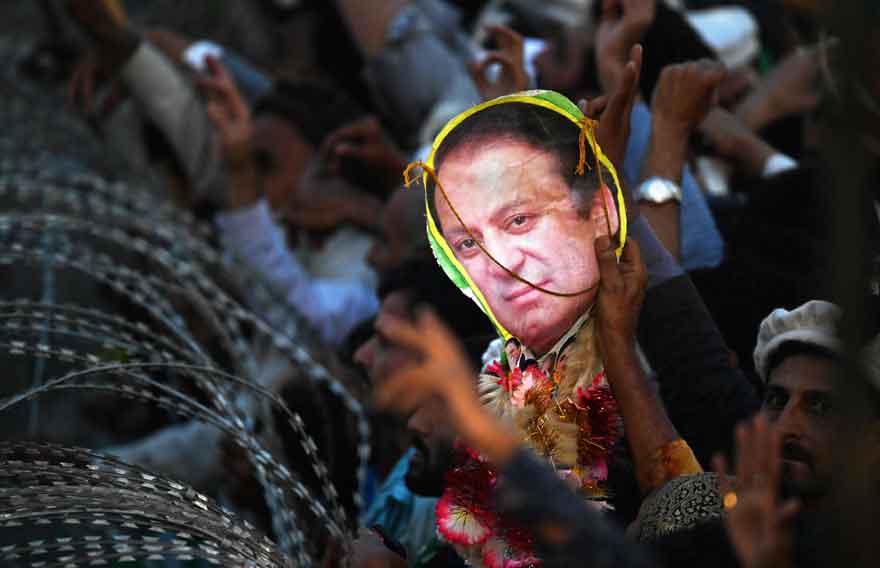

{"left": 588, "top": 184, "right": 620, "bottom": 238}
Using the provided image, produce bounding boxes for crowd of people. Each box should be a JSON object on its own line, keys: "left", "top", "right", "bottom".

{"left": 7, "top": 0, "right": 880, "bottom": 566}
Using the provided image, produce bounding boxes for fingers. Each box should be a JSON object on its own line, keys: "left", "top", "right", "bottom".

{"left": 627, "top": 44, "right": 643, "bottom": 104}
{"left": 752, "top": 414, "right": 771, "bottom": 489}
{"left": 470, "top": 52, "right": 527, "bottom": 96}
{"left": 579, "top": 96, "right": 609, "bottom": 120}
{"left": 376, "top": 312, "right": 427, "bottom": 353}
{"left": 485, "top": 25, "right": 523, "bottom": 51}
{"left": 601, "top": 0, "right": 622, "bottom": 19}
{"left": 734, "top": 421, "right": 751, "bottom": 486}
{"left": 200, "top": 56, "right": 248, "bottom": 120}
{"left": 712, "top": 453, "right": 732, "bottom": 487}
{"left": 321, "top": 116, "right": 376, "bottom": 157}
{"left": 596, "top": 235, "right": 621, "bottom": 291}
{"left": 619, "top": 239, "right": 647, "bottom": 288}
{"left": 605, "top": 44, "right": 642, "bottom": 123}
{"left": 374, "top": 368, "right": 431, "bottom": 413}
{"left": 472, "top": 52, "right": 518, "bottom": 81}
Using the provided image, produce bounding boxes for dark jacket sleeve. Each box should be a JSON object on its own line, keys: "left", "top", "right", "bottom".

{"left": 496, "top": 448, "right": 658, "bottom": 568}
{"left": 637, "top": 274, "right": 761, "bottom": 463}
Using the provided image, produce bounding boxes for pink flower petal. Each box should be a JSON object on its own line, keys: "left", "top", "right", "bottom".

{"left": 436, "top": 493, "right": 491, "bottom": 546}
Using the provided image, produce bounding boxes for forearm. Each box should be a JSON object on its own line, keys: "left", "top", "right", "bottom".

{"left": 121, "top": 42, "right": 225, "bottom": 197}
{"left": 640, "top": 204, "right": 680, "bottom": 261}
{"left": 735, "top": 90, "right": 777, "bottom": 133}
{"left": 640, "top": 119, "right": 687, "bottom": 259}
{"left": 601, "top": 336, "right": 681, "bottom": 493}
{"left": 448, "top": 386, "right": 519, "bottom": 467}
{"left": 637, "top": 275, "right": 760, "bottom": 463}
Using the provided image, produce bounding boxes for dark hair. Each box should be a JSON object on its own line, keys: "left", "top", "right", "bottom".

{"left": 428, "top": 102, "right": 603, "bottom": 231}
{"left": 378, "top": 257, "right": 495, "bottom": 365}
{"left": 766, "top": 340, "right": 840, "bottom": 380}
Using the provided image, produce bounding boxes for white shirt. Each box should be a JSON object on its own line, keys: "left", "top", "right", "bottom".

{"left": 215, "top": 200, "right": 379, "bottom": 346}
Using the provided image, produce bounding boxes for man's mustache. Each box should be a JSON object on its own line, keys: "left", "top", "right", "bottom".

{"left": 782, "top": 441, "right": 814, "bottom": 470}
{"left": 411, "top": 433, "right": 430, "bottom": 458}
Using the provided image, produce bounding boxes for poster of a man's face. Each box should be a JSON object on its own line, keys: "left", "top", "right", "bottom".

{"left": 429, "top": 101, "right": 619, "bottom": 354}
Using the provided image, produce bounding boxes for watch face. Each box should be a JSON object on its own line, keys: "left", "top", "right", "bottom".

{"left": 641, "top": 178, "right": 681, "bottom": 204}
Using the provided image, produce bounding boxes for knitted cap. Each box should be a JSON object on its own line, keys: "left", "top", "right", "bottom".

{"left": 753, "top": 300, "right": 843, "bottom": 382}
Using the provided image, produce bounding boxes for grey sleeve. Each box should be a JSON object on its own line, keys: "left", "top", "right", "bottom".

{"left": 120, "top": 42, "right": 227, "bottom": 203}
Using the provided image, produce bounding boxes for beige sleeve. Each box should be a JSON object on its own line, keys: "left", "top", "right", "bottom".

{"left": 120, "top": 42, "right": 227, "bottom": 202}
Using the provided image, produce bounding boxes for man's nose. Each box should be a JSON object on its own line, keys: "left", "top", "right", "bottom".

{"left": 354, "top": 337, "right": 376, "bottom": 369}
{"left": 485, "top": 233, "right": 526, "bottom": 278}
{"left": 772, "top": 402, "right": 809, "bottom": 439}
{"left": 407, "top": 405, "right": 434, "bottom": 438}
{"left": 366, "top": 242, "right": 386, "bottom": 272}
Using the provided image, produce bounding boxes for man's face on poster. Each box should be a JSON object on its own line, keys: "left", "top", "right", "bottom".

{"left": 435, "top": 136, "right": 617, "bottom": 354}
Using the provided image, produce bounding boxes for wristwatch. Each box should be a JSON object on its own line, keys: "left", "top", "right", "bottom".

{"left": 637, "top": 177, "right": 683, "bottom": 204}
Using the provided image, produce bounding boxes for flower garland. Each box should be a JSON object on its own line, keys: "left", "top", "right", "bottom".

{"left": 436, "top": 354, "right": 622, "bottom": 567}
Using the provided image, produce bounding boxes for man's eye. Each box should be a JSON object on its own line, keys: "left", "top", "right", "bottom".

{"left": 507, "top": 214, "right": 534, "bottom": 231}
{"left": 808, "top": 397, "right": 832, "bottom": 417}
{"left": 458, "top": 239, "right": 476, "bottom": 250}
{"left": 764, "top": 391, "right": 787, "bottom": 411}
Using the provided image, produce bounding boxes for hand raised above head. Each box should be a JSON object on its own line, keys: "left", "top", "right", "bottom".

{"left": 469, "top": 25, "right": 529, "bottom": 101}
{"left": 651, "top": 59, "right": 726, "bottom": 136}
{"left": 580, "top": 44, "right": 643, "bottom": 176}
{"left": 373, "top": 307, "right": 476, "bottom": 417}
{"left": 319, "top": 115, "right": 406, "bottom": 185}
{"left": 712, "top": 414, "right": 800, "bottom": 568}
{"left": 595, "top": 0, "right": 655, "bottom": 94}
{"left": 198, "top": 56, "right": 253, "bottom": 168}
{"left": 66, "top": 0, "right": 128, "bottom": 43}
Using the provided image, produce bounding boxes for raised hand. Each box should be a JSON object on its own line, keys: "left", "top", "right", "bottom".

{"left": 66, "top": 0, "right": 128, "bottom": 44}
{"left": 737, "top": 44, "right": 824, "bottom": 131}
{"left": 373, "top": 307, "right": 520, "bottom": 466}
{"left": 712, "top": 414, "right": 800, "bottom": 568}
{"left": 198, "top": 56, "right": 253, "bottom": 168}
{"left": 469, "top": 25, "right": 530, "bottom": 101}
{"left": 651, "top": 59, "right": 726, "bottom": 137}
{"left": 319, "top": 115, "right": 407, "bottom": 192}
{"left": 373, "top": 307, "right": 475, "bottom": 416}
{"left": 595, "top": 0, "right": 655, "bottom": 94}
{"left": 580, "top": 43, "right": 643, "bottom": 177}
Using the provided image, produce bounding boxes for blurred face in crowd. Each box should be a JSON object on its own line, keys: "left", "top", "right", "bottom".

{"left": 405, "top": 399, "right": 456, "bottom": 497}
{"left": 355, "top": 291, "right": 456, "bottom": 496}
{"left": 368, "top": 188, "right": 426, "bottom": 274}
{"left": 355, "top": 291, "right": 417, "bottom": 387}
{"left": 250, "top": 114, "right": 314, "bottom": 214}
{"left": 763, "top": 352, "right": 835, "bottom": 502}
{"left": 435, "top": 137, "right": 617, "bottom": 354}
